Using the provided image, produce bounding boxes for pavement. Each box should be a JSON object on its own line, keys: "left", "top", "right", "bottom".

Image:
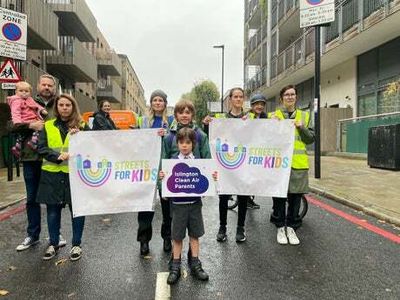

{"left": 1, "top": 155, "right": 400, "bottom": 226}
{"left": 309, "top": 155, "right": 400, "bottom": 226}
{"left": 0, "top": 167, "right": 25, "bottom": 209}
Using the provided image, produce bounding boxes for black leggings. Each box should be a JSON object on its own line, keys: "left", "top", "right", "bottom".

{"left": 137, "top": 190, "right": 171, "bottom": 242}
{"left": 219, "top": 195, "right": 249, "bottom": 227}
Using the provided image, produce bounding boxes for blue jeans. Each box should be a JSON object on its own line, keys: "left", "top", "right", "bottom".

{"left": 22, "top": 161, "right": 42, "bottom": 240}
{"left": 46, "top": 204, "right": 85, "bottom": 247}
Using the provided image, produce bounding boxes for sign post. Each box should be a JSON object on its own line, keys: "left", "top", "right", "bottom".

{"left": 0, "top": 7, "right": 27, "bottom": 60}
{"left": 300, "top": 0, "right": 335, "bottom": 179}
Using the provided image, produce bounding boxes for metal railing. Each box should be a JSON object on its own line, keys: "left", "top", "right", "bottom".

{"left": 245, "top": 0, "right": 259, "bottom": 22}
{"left": 270, "top": 29, "right": 314, "bottom": 81}
{"left": 325, "top": 0, "right": 391, "bottom": 44}
{"left": 246, "top": 67, "right": 267, "bottom": 93}
{"left": 363, "top": 0, "right": 384, "bottom": 17}
{"left": 337, "top": 111, "right": 400, "bottom": 153}
{"left": 97, "top": 81, "right": 122, "bottom": 102}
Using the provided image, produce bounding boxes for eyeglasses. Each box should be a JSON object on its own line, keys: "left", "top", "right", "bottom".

{"left": 283, "top": 93, "right": 296, "bottom": 98}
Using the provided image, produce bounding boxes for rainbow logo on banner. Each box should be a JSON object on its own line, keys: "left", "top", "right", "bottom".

{"left": 76, "top": 154, "right": 112, "bottom": 187}
{"left": 215, "top": 138, "right": 247, "bottom": 170}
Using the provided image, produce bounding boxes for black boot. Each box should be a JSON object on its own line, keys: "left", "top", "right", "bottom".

{"left": 163, "top": 239, "right": 172, "bottom": 252}
{"left": 140, "top": 241, "right": 149, "bottom": 256}
{"left": 190, "top": 258, "right": 209, "bottom": 281}
{"left": 167, "top": 259, "right": 181, "bottom": 285}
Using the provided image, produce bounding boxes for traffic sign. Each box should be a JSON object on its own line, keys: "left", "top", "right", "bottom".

{"left": 0, "top": 7, "right": 27, "bottom": 60}
{"left": 300, "top": 0, "right": 335, "bottom": 28}
{"left": 2, "top": 82, "right": 16, "bottom": 89}
{"left": 0, "top": 59, "right": 21, "bottom": 82}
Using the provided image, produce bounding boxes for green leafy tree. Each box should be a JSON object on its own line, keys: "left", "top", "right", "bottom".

{"left": 180, "top": 80, "right": 219, "bottom": 125}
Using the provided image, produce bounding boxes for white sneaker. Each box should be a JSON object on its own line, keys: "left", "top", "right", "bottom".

{"left": 70, "top": 246, "right": 82, "bottom": 261}
{"left": 277, "top": 227, "right": 288, "bottom": 245}
{"left": 16, "top": 237, "right": 39, "bottom": 251}
{"left": 286, "top": 227, "right": 300, "bottom": 245}
{"left": 58, "top": 235, "right": 67, "bottom": 247}
{"left": 42, "top": 245, "right": 57, "bottom": 261}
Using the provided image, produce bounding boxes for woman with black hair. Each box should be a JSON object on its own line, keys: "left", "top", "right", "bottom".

{"left": 92, "top": 100, "right": 117, "bottom": 130}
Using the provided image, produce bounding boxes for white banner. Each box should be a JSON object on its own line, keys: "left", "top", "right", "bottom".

{"left": 210, "top": 119, "right": 295, "bottom": 197}
{"left": 161, "top": 159, "right": 218, "bottom": 197}
{"left": 69, "top": 129, "right": 161, "bottom": 217}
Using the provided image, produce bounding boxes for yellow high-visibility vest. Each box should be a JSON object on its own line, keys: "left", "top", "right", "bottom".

{"left": 269, "top": 109, "right": 310, "bottom": 169}
{"left": 214, "top": 113, "right": 227, "bottom": 119}
{"left": 41, "top": 119, "right": 70, "bottom": 173}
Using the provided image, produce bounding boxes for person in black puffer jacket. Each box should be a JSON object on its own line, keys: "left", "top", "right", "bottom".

{"left": 92, "top": 100, "right": 117, "bottom": 130}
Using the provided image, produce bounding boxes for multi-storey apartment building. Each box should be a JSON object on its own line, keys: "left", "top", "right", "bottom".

{"left": 118, "top": 54, "right": 146, "bottom": 115}
{"left": 244, "top": 0, "right": 400, "bottom": 117}
{"left": 96, "top": 29, "right": 122, "bottom": 109}
{"left": 44, "top": 0, "right": 98, "bottom": 112}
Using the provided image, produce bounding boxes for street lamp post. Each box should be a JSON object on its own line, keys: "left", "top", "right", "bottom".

{"left": 213, "top": 45, "right": 225, "bottom": 112}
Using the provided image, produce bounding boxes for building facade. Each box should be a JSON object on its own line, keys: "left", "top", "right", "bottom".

{"left": 96, "top": 28, "right": 122, "bottom": 109}
{"left": 118, "top": 54, "right": 146, "bottom": 115}
{"left": 244, "top": 0, "right": 400, "bottom": 117}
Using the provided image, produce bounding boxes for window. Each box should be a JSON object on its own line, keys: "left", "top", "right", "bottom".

{"left": 358, "top": 93, "right": 376, "bottom": 117}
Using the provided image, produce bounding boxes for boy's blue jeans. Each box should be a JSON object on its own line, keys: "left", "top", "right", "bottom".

{"left": 46, "top": 204, "right": 85, "bottom": 247}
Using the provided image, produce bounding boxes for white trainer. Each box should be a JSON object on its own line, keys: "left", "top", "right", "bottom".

{"left": 286, "top": 227, "right": 300, "bottom": 245}
{"left": 58, "top": 235, "right": 67, "bottom": 247}
{"left": 277, "top": 227, "right": 288, "bottom": 245}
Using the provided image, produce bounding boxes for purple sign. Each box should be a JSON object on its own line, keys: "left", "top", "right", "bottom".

{"left": 167, "top": 163, "right": 209, "bottom": 194}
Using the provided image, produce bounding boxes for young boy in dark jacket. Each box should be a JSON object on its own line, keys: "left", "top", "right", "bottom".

{"left": 160, "top": 100, "right": 214, "bottom": 285}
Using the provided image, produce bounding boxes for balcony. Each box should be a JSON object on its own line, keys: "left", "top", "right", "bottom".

{"left": 0, "top": 0, "right": 58, "bottom": 49}
{"left": 71, "top": 89, "right": 96, "bottom": 113}
{"left": 245, "top": 67, "right": 268, "bottom": 93}
{"left": 97, "top": 50, "right": 122, "bottom": 77}
{"left": 97, "top": 80, "right": 122, "bottom": 103}
{"left": 45, "top": 36, "right": 97, "bottom": 82}
{"left": 21, "top": 63, "right": 59, "bottom": 94}
{"left": 270, "top": 28, "right": 315, "bottom": 82}
{"left": 45, "top": 0, "right": 96, "bottom": 42}
{"left": 257, "top": 0, "right": 400, "bottom": 98}
{"left": 245, "top": 0, "right": 262, "bottom": 28}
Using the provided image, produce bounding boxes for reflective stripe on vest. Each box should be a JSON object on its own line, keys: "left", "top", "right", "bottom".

{"left": 42, "top": 119, "right": 70, "bottom": 173}
{"left": 271, "top": 109, "right": 310, "bottom": 169}
{"left": 214, "top": 113, "right": 226, "bottom": 119}
{"left": 138, "top": 116, "right": 148, "bottom": 128}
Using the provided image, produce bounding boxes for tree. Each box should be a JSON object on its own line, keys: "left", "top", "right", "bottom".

{"left": 180, "top": 80, "right": 220, "bottom": 125}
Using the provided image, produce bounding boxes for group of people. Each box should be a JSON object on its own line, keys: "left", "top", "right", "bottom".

{"left": 9, "top": 75, "right": 314, "bottom": 285}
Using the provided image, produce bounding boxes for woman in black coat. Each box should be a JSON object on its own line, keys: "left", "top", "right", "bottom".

{"left": 37, "top": 94, "right": 89, "bottom": 261}
{"left": 92, "top": 100, "right": 117, "bottom": 130}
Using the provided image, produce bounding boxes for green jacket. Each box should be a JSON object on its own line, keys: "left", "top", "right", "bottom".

{"left": 162, "top": 122, "right": 211, "bottom": 159}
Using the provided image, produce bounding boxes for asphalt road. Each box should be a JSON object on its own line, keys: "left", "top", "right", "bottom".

{"left": 1, "top": 195, "right": 399, "bottom": 300}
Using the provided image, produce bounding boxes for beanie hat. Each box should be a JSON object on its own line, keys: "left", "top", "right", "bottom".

{"left": 250, "top": 93, "right": 267, "bottom": 105}
{"left": 150, "top": 89, "right": 167, "bottom": 103}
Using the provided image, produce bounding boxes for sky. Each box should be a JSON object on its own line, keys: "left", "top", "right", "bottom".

{"left": 85, "top": 0, "right": 244, "bottom": 106}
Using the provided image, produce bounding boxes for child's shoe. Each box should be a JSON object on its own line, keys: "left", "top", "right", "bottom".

{"left": 167, "top": 259, "right": 181, "bottom": 285}
{"left": 27, "top": 132, "right": 39, "bottom": 150}
{"left": 11, "top": 144, "right": 21, "bottom": 158}
{"left": 190, "top": 258, "right": 209, "bottom": 281}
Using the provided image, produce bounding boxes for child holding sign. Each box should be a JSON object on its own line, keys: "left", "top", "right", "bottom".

{"left": 160, "top": 100, "right": 215, "bottom": 285}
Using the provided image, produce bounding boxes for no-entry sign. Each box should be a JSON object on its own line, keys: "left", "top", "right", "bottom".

{"left": 0, "top": 7, "right": 27, "bottom": 60}
{"left": 300, "top": 0, "right": 335, "bottom": 28}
